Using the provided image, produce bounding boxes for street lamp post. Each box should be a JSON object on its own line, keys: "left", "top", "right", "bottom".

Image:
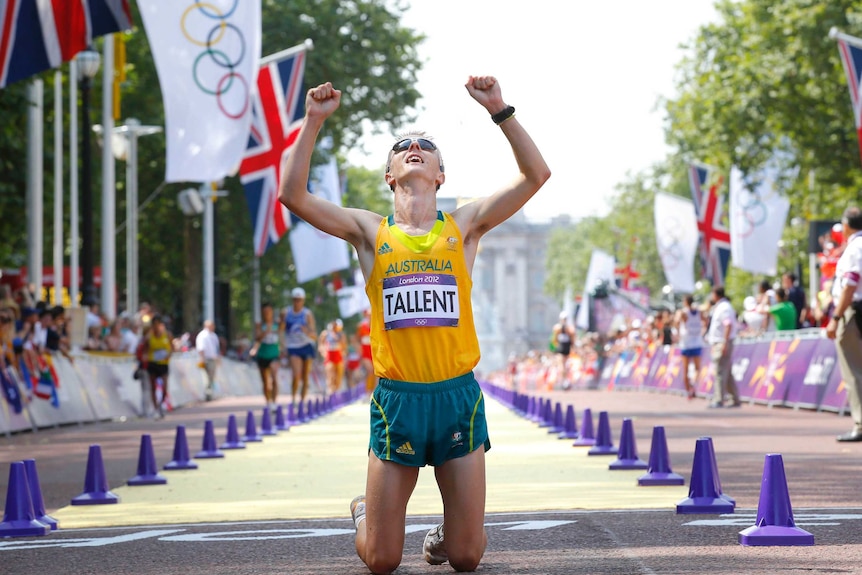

{"left": 77, "top": 48, "right": 100, "bottom": 307}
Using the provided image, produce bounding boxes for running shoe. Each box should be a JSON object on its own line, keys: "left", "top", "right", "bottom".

{"left": 350, "top": 495, "right": 366, "bottom": 529}
{"left": 423, "top": 523, "right": 448, "bottom": 565}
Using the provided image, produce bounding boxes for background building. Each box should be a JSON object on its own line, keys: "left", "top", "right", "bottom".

{"left": 438, "top": 197, "right": 572, "bottom": 376}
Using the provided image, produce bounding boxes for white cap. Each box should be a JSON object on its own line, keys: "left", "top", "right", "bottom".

{"left": 291, "top": 287, "right": 306, "bottom": 299}
{"left": 559, "top": 311, "right": 567, "bottom": 320}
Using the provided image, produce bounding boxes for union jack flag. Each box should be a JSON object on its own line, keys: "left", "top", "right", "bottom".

{"left": 0, "top": 0, "right": 131, "bottom": 89}
{"left": 833, "top": 28, "right": 862, "bottom": 165}
{"left": 240, "top": 44, "right": 308, "bottom": 257}
{"left": 689, "top": 164, "right": 731, "bottom": 288}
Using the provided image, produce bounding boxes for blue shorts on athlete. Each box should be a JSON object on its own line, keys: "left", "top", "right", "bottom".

{"left": 369, "top": 371, "right": 491, "bottom": 467}
{"left": 287, "top": 343, "right": 315, "bottom": 360}
{"left": 681, "top": 347, "right": 702, "bottom": 358}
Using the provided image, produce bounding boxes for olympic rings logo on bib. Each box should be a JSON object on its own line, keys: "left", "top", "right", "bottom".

{"left": 382, "top": 273, "right": 460, "bottom": 330}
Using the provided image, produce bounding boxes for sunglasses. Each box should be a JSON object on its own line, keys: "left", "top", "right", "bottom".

{"left": 391, "top": 138, "right": 437, "bottom": 154}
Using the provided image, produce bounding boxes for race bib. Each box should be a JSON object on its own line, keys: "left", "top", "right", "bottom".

{"left": 382, "top": 273, "right": 459, "bottom": 330}
{"left": 153, "top": 350, "right": 168, "bottom": 361}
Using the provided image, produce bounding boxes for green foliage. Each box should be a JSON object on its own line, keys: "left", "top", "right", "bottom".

{"left": 0, "top": 83, "right": 30, "bottom": 266}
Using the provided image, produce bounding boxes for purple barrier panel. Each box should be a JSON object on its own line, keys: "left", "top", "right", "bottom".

{"left": 786, "top": 337, "right": 839, "bottom": 410}
{"left": 653, "top": 346, "right": 686, "bottom": 393}
{"left": 820, "top": 343, "right": 850, "bottom": 413}
{"left": 610, "top": 350, "right": 638, "bottom": 390}
{"left": 641, "top": 345, "right": 669, "bottom": 390}
{"left": 597, "top": 353, "right": 619, "bottom": 390}
{"left": 744, "top": 339, "right": 814, "bottom": 406}
{"left": 695, "top": 354, "right": 713, "bottom": 396}
{"left": 730, "top": 339, "right": 770, "bottom": 403}
{"left": 628, "top": 343, "right": 660, "bottom": 389}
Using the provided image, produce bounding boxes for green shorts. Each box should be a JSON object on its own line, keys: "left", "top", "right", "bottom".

{"left": 369, "top": 372, "right": 491, "bottom": 467}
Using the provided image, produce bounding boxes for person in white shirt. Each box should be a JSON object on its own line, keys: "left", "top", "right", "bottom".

{"left": 195, "top": 320, "right": 221, "bottom": 401}
{"left": 826, "top": 207, "right": 862, "bottom": 442}
{"left": 706, "top": 286, "right": 741, "bottom": 408}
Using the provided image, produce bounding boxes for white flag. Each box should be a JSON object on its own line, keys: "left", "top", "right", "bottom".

{"left": 337, "top": 267, "right": 370, "bottom": 319}
{"left": 653, "top": 192, "right": 699, "bottom": 293}
{"left": 576, "top": 249, "right": 616, "bottom": 330}
{"left": 138, "top": 0, "right": 261, "bottom": 183}
{"left": 289, "top": 156, "right": 350, "bottom": 283}
{"left": 729, "top": 166, "right": 790, "bottom": 275}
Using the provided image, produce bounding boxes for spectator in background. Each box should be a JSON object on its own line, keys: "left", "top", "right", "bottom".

{"left": 118, "top": 314, "right": 139, "bottom": 354}
{"left": 676, "top": 295, "right": 704, "bottom": 400}
{"left": 0, "top": 286, "right": 20, "bottom": 321}
{"left": 755, "top": 280, "right": 777, "bottom": 333}
{"left": 768, "top": 288, "right": 798, "bottom": 332}
{"left": 706, "top": 287, "right": 741, "bottom": 408}
{"left": 813, "top": 279, "right": 835, "bottom": 328}
{"left": 782, "top": 272, "right": 807, "bottom": 329}
{"left": 826, "top": 206, "right": 862, "bottom": 442}
{"left": 196, "top": 319, "right": 221, "bottom": 401}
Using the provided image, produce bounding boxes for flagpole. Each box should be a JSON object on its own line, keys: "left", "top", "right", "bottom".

{"left": 252, "top": 256, "right": 261, "bottom": 324}
{"left": 101, "top": 35, "right": 117, "bottom": 320}
{"left": 203, "top": 182, "right": 215, "bottom": 323}
{"left": 70, "top": 59, "right": 80, "bottom": 307}
{"left": 54, "top": 71, "right": 64, "bottom": 306}
{"left": 260, "top": 38, "right": 314, "bottom": 66}
{"left": 27, "top": 80, "right": 44, "bottom": 301}
{"left": 829, "top": 27, "right": 862, "bottom": 45}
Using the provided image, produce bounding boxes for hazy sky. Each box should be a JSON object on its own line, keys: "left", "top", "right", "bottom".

{"left": 346, "top": 1, "right": 718, "bottom": 222}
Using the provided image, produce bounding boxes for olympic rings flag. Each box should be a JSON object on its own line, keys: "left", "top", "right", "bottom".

{"left": 653, "top": 192, "right": 698, "bottom": 293}
{"left": 138, "top": 0, "right": 261, "bottom": 182}
{"left": 729, "top": 165, "right": 790, "bottom": 276}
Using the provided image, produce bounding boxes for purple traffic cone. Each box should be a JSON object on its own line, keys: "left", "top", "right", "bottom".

{"left": 547, "top": 402, "right": 565, "bottom": 435}
{"left": 297, "top": 401, "right": 307, "bottom": 423}
{"left": 260, "top": 407, "right": 277, "bottom": 436}
{"left": 539, "top": 399, "right": 553, "bottom": 428}
{"left": 676, "top": 437, "right": 734, "bottom": 514}
{"left": 638, "top": 426, "right": 684, "bottom": 486}
{"left": 609, "top": 418, "right": 648, "bottom": 470}
{"left": 738, "top": 454, "right": 814, "bottom": 546}
{"left": 164, "top": 426, "right": 199, "bottom": 470}
{"left": 241, "top": 410, "right": 263, "bottom": 442}
{"left": 220, "top": 414, "right": 246, "bottom": 449}
{"left": 286, "top": 402, "right": 297, "bottom": 425}
{"left": 588, "top": 411, "right": 617, "bottom": 456}
{"left": 0, "top": 462, "right": 50, "bottom": 537}
{"left": 23, "top": 459, "right": 58, "bottom": 529}
{"left": 558, "top": 405, "right": 579, "bottom": 440}
{"left": 128, "top": 434, "right": 167, "bottom": 485}
{"left": 527, "top": 396, "right": 539, "bottom": 422}
{"left": 574, "top": 408, "right": 596, "bottom": 446}
{"left": 311, "top": 398, "right": 319, "bottom": 419}
{"left": 194, "top": 420, "right": 225, "bottom": 459}
{"left": 274, "top": 405, "right": 290, "bottom": 431}
{"left": 71, "top": 445, "right": 119, "bottom": 505}
{"left": 708, "top": 437, "right": 736, "bottom": 507}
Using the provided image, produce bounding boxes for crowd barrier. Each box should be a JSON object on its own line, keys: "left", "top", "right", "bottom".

{"left": 0, "top": 352, "right": 265, "bottom": 436}
{"left": 589, "top": 329, "right": 847, "bottom": 413}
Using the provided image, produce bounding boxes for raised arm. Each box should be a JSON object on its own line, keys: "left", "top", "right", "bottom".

{"left": 278, "top": 83, "right": 380, "bottom": 265}
{"left": 453, "top": 76, "right": 551, "bottom": 240}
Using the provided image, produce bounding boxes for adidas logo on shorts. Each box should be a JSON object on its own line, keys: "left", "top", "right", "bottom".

{"left": 396, "top": 441, "right": 415, "bottom": 455}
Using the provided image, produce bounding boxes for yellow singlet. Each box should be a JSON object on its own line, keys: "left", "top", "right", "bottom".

{"left": 366, "top": 211, "right": 480, "bottom": 382}
{"left": 148, "top": 332, "right": 171, "bottom": 365}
